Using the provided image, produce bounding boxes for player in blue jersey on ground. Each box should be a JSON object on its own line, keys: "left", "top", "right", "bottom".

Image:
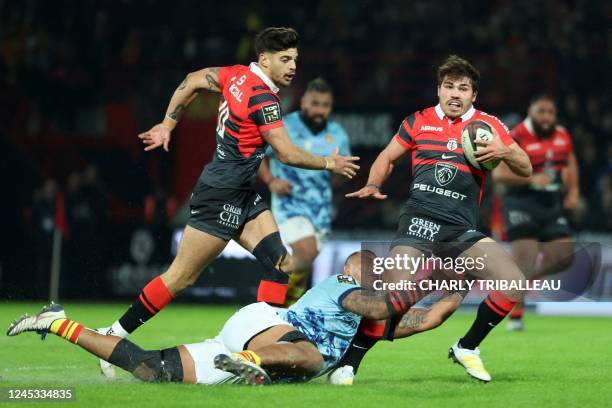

{"left": 259, "top": 78, "right": 351, "bottom": 305}
{"left": 8, "top": 251, "right": 461, "bottom": 385}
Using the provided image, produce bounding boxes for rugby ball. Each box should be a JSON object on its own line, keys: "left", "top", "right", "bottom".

{"left": 461, "top": 120, "right": 500, "bottom": 170}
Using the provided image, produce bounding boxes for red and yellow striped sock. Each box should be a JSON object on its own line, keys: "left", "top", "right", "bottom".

{"left": 49, "top": 319, "right": 85, "bottom": 344}
{"left": 232, "top": 350, "right": 262, "bottom": 366}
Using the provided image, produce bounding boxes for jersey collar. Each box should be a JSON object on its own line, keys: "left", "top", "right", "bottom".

{"left": 435, "top": 103, "right": 476, "bottom": 122}
{"left": 249, "top": 62, "right": 280, "bottom": 94}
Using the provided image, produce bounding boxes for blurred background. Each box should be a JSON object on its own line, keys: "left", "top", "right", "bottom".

{"left": 1, "top": 0, "right": 611, "bottom": 302}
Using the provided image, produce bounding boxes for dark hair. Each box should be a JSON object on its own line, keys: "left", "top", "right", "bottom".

{"left": 437, "top": 55, "right": 480, "bottom": 92}
{"left": 529, "top": 93, "right": 556, "bottom": 106}
{"left": 254, "top": 27, "right": 299, "bottom": 55}
{"left": 344, "top": 250, "right": 377, "bottom": 267}
{"left": 305, "top": 77, "right": 332, "bottom": 94}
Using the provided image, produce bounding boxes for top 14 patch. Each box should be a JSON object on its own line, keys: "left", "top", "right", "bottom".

{"left": 337, "top": 275, "right": 357, "bottom": 285}
{"left": 262, "top": 103, "right": 281, "bottom": 124}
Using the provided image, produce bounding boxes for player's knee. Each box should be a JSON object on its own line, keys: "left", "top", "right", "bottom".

{"left": 281, "top": 253, "right": 295, "bottom": 275}
{"left": 108, "top": 340, "right": 184, "bottom": 383}
{"left": 131, "top": 349, "right": 184, "bottom": 383}
{"left": 276, "top": 331, "right": 322, "bottom": 375}
{"left": 294, "top": 343, "right": 324, "bottom": 375}
{"left": 253, "top": 232, "right": 290, "bottom": 283}
{"left": 292, "top": 245, "right": 318, "bottom": 267}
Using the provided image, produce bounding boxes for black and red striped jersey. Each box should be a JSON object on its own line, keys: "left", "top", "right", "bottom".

{"left": 505, "top": 118, "right": 574, "bottom": 201}
{"left": 200, "top": 63, "right": 284, "bottom": 189}
{"left": 394, "top": 104, "right": 514, "bottom": 227}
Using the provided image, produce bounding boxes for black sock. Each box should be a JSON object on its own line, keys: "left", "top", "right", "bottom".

{"left": 118, "top": 276, "right": 173, "bottom": 334}
{"left": 459, "top": 294, "right": 514, "bottom": 350}
{"left": 118, "top": 298, "right": 157, "bottom": 334}
{"left": 338, "top": 332, "right": 378, "bottom": 373}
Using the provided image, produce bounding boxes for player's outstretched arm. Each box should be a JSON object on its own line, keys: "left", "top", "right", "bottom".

{"left": 341, "top": 289, "right": 416, "bottom": 320}
{"left": 346, "top": 138, "right": 406, "bottom": 199}
{"left": 263, "top": 127, "right": 360, "bottom": 179}
{"left": 138, "top": 67, "right": 221, "bottom": 152}
{"left": 393, "top": 292, "right": 463, "bottom": 339}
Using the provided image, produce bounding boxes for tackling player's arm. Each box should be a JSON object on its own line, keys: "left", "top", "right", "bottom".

{"left": 263, "top": 127, "right": 360, "bottom": 179}
{"left": 138, "top": 67, "right": 222, "bottom": 152}
{"left": 393, "top": 292, "right": 463, "bottom": 339}
{"left": 345, "top": 137, "right": 406, "bottom": 200}
{"left": 340, "top": 288, "right": 415, "bottom": 320}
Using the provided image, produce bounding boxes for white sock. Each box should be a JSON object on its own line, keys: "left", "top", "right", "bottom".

{"left": 108, "top": 321, "right": 129, "bottom": 338}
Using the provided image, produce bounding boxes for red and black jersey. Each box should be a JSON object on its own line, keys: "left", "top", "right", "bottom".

{"left": 505, "top": 118, "right": 574, "bottom": 202}
{"left": 200, "top": 63, "right": 284, "bottom": 189}
{"left": 395, "top": 104, "right": 514, "bottom": 227}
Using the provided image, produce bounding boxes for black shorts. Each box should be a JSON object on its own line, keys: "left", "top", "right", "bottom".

{"left": 187, "top": 182, "right": 269, "bottom": 240}
{"left": 502, "top": 197, "right": 570, "bottom": 242}
{"left": 392, "top": 211, "right": 486, "bottom": 258}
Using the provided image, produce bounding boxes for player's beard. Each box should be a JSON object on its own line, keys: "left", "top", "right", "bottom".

{"left": 532, "top": 120, "right": 555, "bottom": 138}
{"left": 300, "top": 111, "right": 327, "bottom": 134}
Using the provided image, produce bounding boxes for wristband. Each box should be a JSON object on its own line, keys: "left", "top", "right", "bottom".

{"left": 324, "top": 157, "right": 335, "bottom": 171}
{"left": 366, "top": 183, "right": 381, "bottom": 191}
{"left": 162, "top": 115, "right": 177, "bottom": 131}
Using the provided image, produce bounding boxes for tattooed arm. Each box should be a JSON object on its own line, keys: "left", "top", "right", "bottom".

{"left": 164, "top": 67, "right": 221, "bottom": 126}
{"left": 393, "top": 292, "right": 463, "bottom": 339}
{"left": 340, "top": 290, "right": 408, "bottom": 320}
{"left": 138, "top": 67, "right": 221, "bottom": 152}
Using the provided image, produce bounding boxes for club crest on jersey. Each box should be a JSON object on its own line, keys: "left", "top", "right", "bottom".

{"left": 262, "top": 103, "right": 280, "bottom": 124}
{"left": 326, "top": 134, "right": 333, "bottom": 144}
{"left": 447, "top": 138, "right": 458, "bottom": 151}
{"left": 435, "top": 162, "right": 457, "bottom": 186}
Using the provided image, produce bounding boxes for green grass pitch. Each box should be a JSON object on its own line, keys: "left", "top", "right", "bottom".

{"left": 1, "top": 302, "right": 611, "bottom": 407}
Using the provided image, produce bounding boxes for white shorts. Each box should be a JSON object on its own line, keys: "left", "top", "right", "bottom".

{"left": 184, "top": 302, "right": 291, "bottom": 385}
{"left": 183, "top": 339, "right": 241, "bottom": 385}
{"left": 278, "top": 216, "right": 328, "bottom": 250}
{"left": 218, "top": 302, "right": 289, "bottom": 352}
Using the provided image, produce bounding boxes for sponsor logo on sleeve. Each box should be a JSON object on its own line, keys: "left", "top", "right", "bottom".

{"left": 337, "top": 275, "right": 357, "bottom": 285}
{"left": 262, "top": 103, "right": 281, "bottom": 124}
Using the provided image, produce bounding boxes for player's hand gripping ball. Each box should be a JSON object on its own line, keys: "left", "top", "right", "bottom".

{"left": 461, "top": 120, "right": 500, "bottom": 170}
